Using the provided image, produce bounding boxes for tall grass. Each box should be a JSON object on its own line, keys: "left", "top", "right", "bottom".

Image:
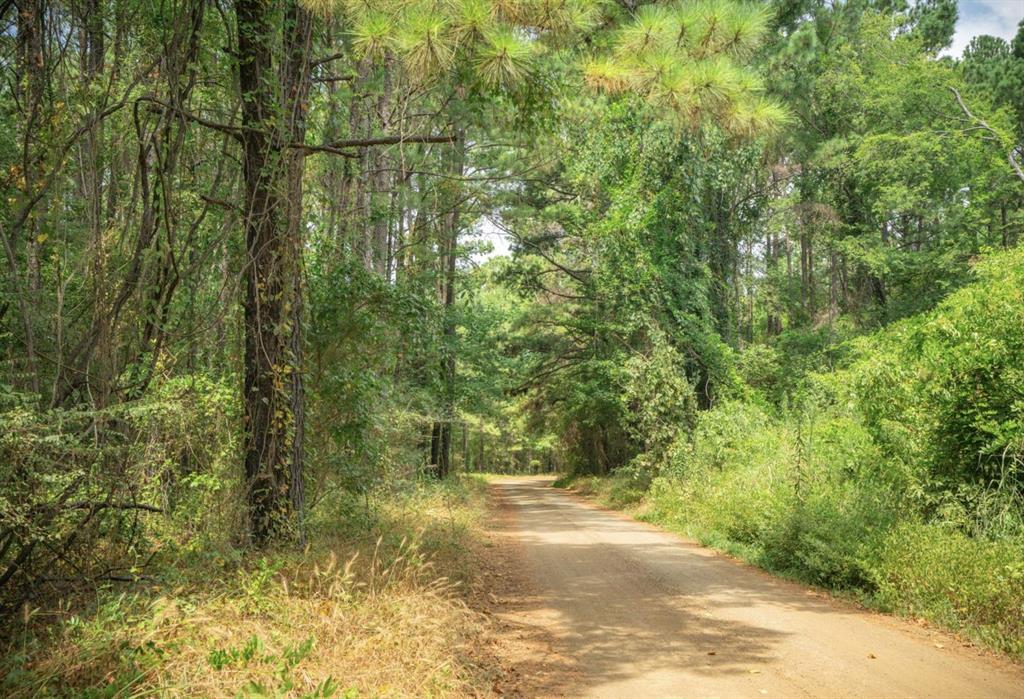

{"left": 1, "top": 477, "right": 495, "bottom": 698}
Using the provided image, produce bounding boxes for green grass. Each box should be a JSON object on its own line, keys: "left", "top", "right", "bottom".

{"left": 553, "top": 472, "right": 648, "bottom": 510}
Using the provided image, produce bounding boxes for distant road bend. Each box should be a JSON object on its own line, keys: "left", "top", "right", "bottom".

{"left": 489, "top": 477, "right": 1024, "bottom": 699}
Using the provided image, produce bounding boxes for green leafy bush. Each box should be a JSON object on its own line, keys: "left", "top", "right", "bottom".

{"left": 0, "top": 375, "right": 238, "bottom": 608}
{"left": 872, "top": 521, "right": 1024, "bottom": 655}
{"left": 852, "top": 246, "right": 1024, "bottom": 498}
{"left": 652, "top": 401, "right": 792, "bottom": 546}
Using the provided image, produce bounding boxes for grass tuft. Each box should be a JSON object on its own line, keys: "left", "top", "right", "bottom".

{"left": 1, "top": 477, "right": 495, "bottom": 698}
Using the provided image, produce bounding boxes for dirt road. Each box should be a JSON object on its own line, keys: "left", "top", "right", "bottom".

{"left": 485, "top": 477, "right": 1024, "bottom": 698}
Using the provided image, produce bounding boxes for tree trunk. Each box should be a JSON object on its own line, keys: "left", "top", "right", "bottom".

{"left": 372, "top": 57, "right": 393, "bottom": 277}
{"left": 282, "top": 0, "right": 313, "bottom": 543}
{"left": 870, "top": 222, "right": 889, "bottom": 310}
{"left": 800, "top": 229, "right": 813, "bottom": 321}
{"left": 765, "top": 229, "right": 781, "bottom": 336}
{"left": 9, "top": 0, "right": 45, "bottom": 395}
{"left": 80, "top": 0, "right": 111, "bottom": 409}
{"left": 429, "top": 421, "right": 442, "bottom": 474}
{"left": 435, "top": 127, "right": 466, "bottom": 478}
{"left": 236, "top": 0, "right": 309, "bottom": 544}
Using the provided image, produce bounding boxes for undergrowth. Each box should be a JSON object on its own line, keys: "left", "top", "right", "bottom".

{"left": 0, "top": 476, "right": 494, "bottom": 698}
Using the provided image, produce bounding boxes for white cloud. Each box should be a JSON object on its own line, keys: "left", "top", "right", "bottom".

{"left": 946, "top": 0, "right": 1024, "bottom": 57}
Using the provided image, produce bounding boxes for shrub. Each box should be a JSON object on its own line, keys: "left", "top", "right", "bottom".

{"left": 852, "top": 246, "right": 1024, "bottom": 499}
{"left": 0, "top": 375, "right": 238, "bottom": 610}
{"left": 872, "top": 521, "right": 1024, "bottom": 655}
{"left": 650, "top": 401, "right": 900, "bottom": 588}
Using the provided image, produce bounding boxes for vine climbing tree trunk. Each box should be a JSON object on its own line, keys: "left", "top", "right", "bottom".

{"left": 283, "top": 0, "right": 312, "bottom": 543}
{"left": 236, "top": 0, "right": 310, "bottom": 544}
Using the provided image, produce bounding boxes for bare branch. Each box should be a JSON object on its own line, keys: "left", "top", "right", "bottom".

{"left": 950, "top": 87, "right": 1024, "bottom": 184}
{"left": 136, "top": 95, "right": 245, "bottom": 141}
{"left": 293, "top": 133, "right": 456, "bottom": 157}
{"left": 62, "top": 501, "right": 163, "bottom": 513}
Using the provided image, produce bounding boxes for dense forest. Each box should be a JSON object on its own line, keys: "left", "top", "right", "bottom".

{"left": 1, "top": 0, "right": 1023, "bottom": 694}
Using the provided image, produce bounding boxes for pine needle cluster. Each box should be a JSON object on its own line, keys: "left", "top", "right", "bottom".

{"left": 584, "top": 1, "right": 789, "bottom": 135}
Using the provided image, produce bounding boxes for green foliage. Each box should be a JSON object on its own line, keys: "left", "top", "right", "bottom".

{"left": 583, "top": 0, "right": 788, "bottom": 134}
{"left": 554, "top": 471, "right": 650, "bottom": 509}
{"left": 503, "top": 97, "right": 761, "bottom": 474}
{"left": 873, "top": 522, "right": 1024, "bottom": 655}
{"left": 2, "top": 0, "right": 1024, "bottom": 683}
{"left": 622, "top": 336, "right": 698, "bottom": 465}
{"left": 0, "top": 375, "right": 239, "bottom": 609}
{"left": 851, "top": 246, "right": 1024, "bottom": 500}
{"left": 906, "top": 0, "right": 957, "bottom": 54}
{"left": 642, "top": 396, "right": 1024, "bottom": 655}
{"left": 587, "top": 245, "right": 1024, "bottom": 657}
{"left": 962, "top": 25, "right": 1024, "bottom": 136}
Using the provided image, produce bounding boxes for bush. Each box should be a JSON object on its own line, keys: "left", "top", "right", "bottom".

{"left": 0, "top": 375, "right": 238, "bottom": 610}
{"left": 633, "top": 396, "right": 1024, "bottom": 659}
{"left": 555, "top": 470, "right": 650, "bottom": 509}
{"left": 652, "top": 401, "right": 793, "bottom": 547}
{"left": 648, "top": 402, "right": 900, "bottom": 586}
{"left": 872, "top": 521, "right": 1024, "bottom": 655}
{"left": 852, "top": 246, "right": 1024, "bottom": 498}
{"left": 734, "top": 344, "right": 785, "bottom": 406}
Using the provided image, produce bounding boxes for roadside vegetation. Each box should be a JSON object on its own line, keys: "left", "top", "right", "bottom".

{"left": 1, "top": 477, "right": 493, "bottom": 697}
{"left": 557, "top": 247, "right": 1024, "bottom": 658}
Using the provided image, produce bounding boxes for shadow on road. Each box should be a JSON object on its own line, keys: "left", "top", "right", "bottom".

{"left": 483, "top": 476, "right": 1024, "bottom": 698}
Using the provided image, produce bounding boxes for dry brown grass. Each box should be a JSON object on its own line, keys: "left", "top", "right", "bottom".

{"left": 2, "top": 477, "right": 498, "bottom": 698}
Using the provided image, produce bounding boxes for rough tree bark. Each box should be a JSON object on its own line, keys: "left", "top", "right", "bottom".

{"left": 283, "top": 0, "right": 313, "bottom": 542}
{"left": 236, "top": 0, "right": 310, "bottom": 544}
{"left": 9, "top": 0, "right": 45, "bottom": 395}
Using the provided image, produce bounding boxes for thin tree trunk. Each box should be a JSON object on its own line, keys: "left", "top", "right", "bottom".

{"left": 800, "top": 229, "right": 813, "bottom": 321}
{"left": 283, "top": 0, "right": 313, "bottom": 543}
{"left": 436, "top": 127, "right": 466, "bottom": 479}
{"left": 372, "top": 56, "right": 393, "bottom": 276}
{"left": 81, "top": 0, "right": 110, "bottom": 409}
{"left": 15, "top": 0, "right": 45, "bottom": 396}
{"left": 430, "top": 421, "right": 441, "bottom": 474}
{"left": 4, "top": 0, "right": 41, "bottom": 391}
